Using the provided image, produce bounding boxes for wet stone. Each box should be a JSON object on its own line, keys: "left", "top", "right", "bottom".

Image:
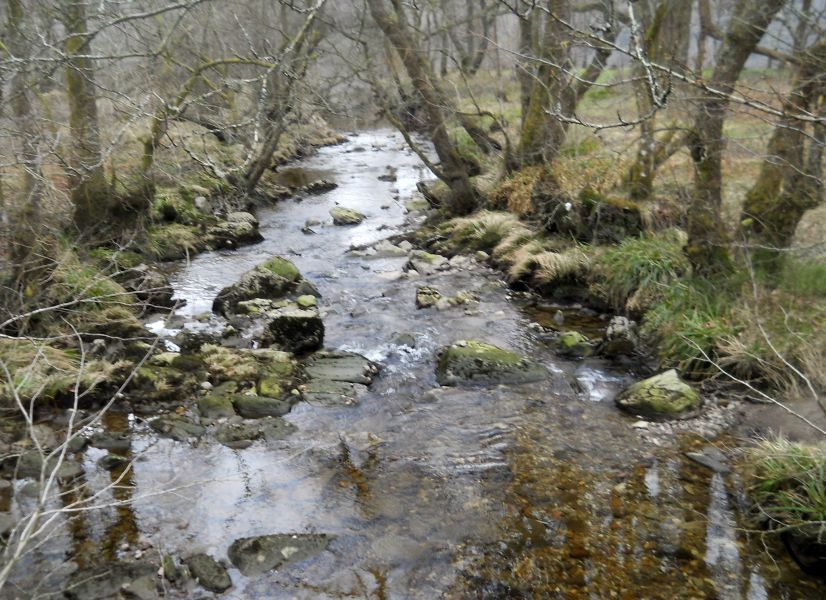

{"left": 330, "top": 206, "right": 365, "bottom": 225}
{"left": 615, "top": 369, "right": 701, "bottom": 420}
{"left": 435, "top": 340, "right": 548, "bottom": 387}
{"left": 185, "top": 553, "right": 232, "bottom": 593}
{"left": 197, "top": 394, "right": 236, "bottom": 419}
{"left": 89, "top": 431, "right": 132, "bottom": 452}
{"left": 416, "top": 286, "right": 442, "bottom": 309}
{"left": 215, "top": 418, "right": 297, "bottom": 449}
{"left": 265, "top": 307, "right": 325, "bottom": 354}
{"left": 231, "top": 394, "right": 292, "bottom": 419}
{"left": 98, "top": 453, "right": 129, "bottom": 471}
{"left": 148, "top": 415, "right": 205, "bottom": 441}
{"left": 303, "top": 351, "right": 379, "bottom": 385}
{"left": 227, "top": 533, "right": 333, "bottom": 576}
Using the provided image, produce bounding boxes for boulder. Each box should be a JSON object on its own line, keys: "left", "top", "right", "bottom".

{"left": 330, "top": 207, "right": 365, "bottom": 225}
{"left": 264, "top": 306, "right": 324, "bottom": 354}
{"left": 578, "top": 186, "right": 643, "bottom": 244}
{"left": 148, "top": 415, "right": 205, "bottom": 441}
{"left": 416, "top": 286, "right": 442, "bottom": 309}
{"left": 614, "top": 369, "right": 701, "bottom": 420}
{"left": 185, "top": 554, "right": 232, "bottom": 593}
{"left": 227, "top": 533, "right": 333, "bottom": 576}
{"left": 212, "top": 257, "right": 303, "bottom": 315}
{"left": 435, "top": 341, "right": 547, "bottom": 386}
{"left": 598, "top": 316, "right": 639, "bottom": 358}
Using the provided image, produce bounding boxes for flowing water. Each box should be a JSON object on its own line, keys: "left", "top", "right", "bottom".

{"left": 9, "top": 131, "right": 821, "bottom": 599}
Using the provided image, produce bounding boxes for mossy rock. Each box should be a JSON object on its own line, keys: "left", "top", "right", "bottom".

{"left": 185, "top": 554, "right": 232, "bottom": 593}
{"left": 614, "top": 369, "right": 701, "bottom": 420}
{"left": 198, "top": 394, "right": 236, "bottom": 419}
{"left": 146, "top": 223, "right": 207, "bottom": 261}
{"left": 149, "top": 415, "right": 206, "bottom": 441}
{"left": 231, "top": 394, "right": 292, "bottom": 419}
{"left": 212, "top": 257, "right": 303, "bottom": 315}
{"left": 330, "top": 207, "right": 366, "bottom": 225}
{"left": 131, "top": 365, "right": 198, "bottom": 402}
{"left": 555, "top": 330, "right": 593, "bottom": 359}
{"left": 435, "top": 340, "right": 548, "bottom": 386}
{"left": 227, "top": 533, "right": 333, "bottom": 577}
{"left": 416, "top": 286, "right": 442, "bottom": 309}
{"left": 295, "top": 295, "right": 318, "bottom": 309}
{"left": 579, "top": 186, "right": 643, "bottom": 244}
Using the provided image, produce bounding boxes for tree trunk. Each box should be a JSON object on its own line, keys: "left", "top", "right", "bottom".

{"left": 367, "top": 0, "right": 477, "bottom": 215}
{"left": 7, "top": 0, "right": 42, "bottom": 275}
{"left": 519, "top": 1, "right": 570, "bottom": 166}
{"left": 63, "top": 0, "right": 112, "bottom": 232}
{"left": 740, "top": 39, "right": 826, "bottom": 268}
{"left": 686, "top": 0, "right": 786, "bottom": 276}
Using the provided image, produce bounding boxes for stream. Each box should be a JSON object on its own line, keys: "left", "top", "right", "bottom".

{"left": 9, "top": 130, "right": 820, "bottom": 599}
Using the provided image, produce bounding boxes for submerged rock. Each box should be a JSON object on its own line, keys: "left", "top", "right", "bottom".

{"left": 65, "top": 561, "right": 158, "bottom": 600}
{"left": 215, "top": 418, "right": 297, "bottom": 449}
{"left": 614, "top": 369, "right": 701, "bottom": 420}
{"left": 185, "top": 553, "right": 232, "bottom": 593}
{"left": 227, "top": 533, "right": 333, "bottom": 576}
{"left": 330, "top": 207, "right": 365, "bottom": 225}
{"left": 148, "top": 415, "right": 205, "bottom": 441}
{"left": 212, "top": 257, "right": 303, "bottom": 316}
{"left": 435, "top": 341, "right": 547, "bottom": 386}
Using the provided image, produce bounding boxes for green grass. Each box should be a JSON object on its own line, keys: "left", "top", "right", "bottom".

{"left": 779, "top": 259, "right": 826, "bottom": 298}
{"left": 746, "top": 438, "right": 826, "bottom": 529}
{"left": 590, "top": 228, "right": 689, "bottom": 313}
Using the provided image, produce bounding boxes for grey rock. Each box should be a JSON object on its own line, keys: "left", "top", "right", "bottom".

{"left": 265, "top": 307, "right": 325, "bottom": 354}
{"left": 598, "top": 316, "right": 639, "bottom": 358}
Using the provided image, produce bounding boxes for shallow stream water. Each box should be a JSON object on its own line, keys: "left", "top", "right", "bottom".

{"left": 9, "top": 131, "right": 820, "bottom": 599}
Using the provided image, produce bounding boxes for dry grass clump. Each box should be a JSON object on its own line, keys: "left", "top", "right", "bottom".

{"left": 446, "top": 210, "right": 534, "bottom": 255}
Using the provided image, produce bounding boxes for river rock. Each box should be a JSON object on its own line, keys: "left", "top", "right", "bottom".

{"left": 416, "top": 286, "right": 442, "bottom": 309}
{"left": 295, "top": 295, "right": 318, "bottom": 309}
{"left": 90, "top": 431, "right": 132, "bottom": 452}
{"left": 782, "top": 524, "right": 826, "bottom": 578}
{"left": 301, "top": 179, "right": 338, "bottom": 195}
{"left": 598, "top": 316, "right": 639, "bottom": 358}
{"left": 264, "top": 306, "right": 325, "bottom": 354}
{"left": 185, "top": 553, "right": 232, "bottom": 593}
{"left": 435, "top": 341, "right": 548, "bottom": 386}
{"left": 405, "top": 250, "right": 448, "bottom": 275}
{"left": 0, "top": 513, "right": 15, "bottom": 538}
{"left": 227, "top": 533, "right": 333, "bottom": 576}
{"left": 98, "top": 454, "right": 129, "bottom": 472}
{"left": 148, "top": 415, "right": 205, "bottom": 441}
{"left": 208, "top": 212, "right": 264, "bottom": 249}
{"left": 197, "top": 393, "right": 237, "bottom": 419}
{"left": 215, "top": 418, "right": 297, "bottom": 449}
{"left": 119, "top": 264, "right": 175, "bottom": 310}
{"left": 330, "top": 207, "right": 365, "bottom": 225}
{"left": 614, "top": 369, "right": 701, "bottom": 420}
{"left": 231, "top": 394, "right": 292, "bottom": 419}
{"left": 301, "top": 351, "right": 379, "bottom": 406}
{"left": 555, "top": 330, "right": 593, "bottom": 359}
{"left": 212, "top": 257, "right": 303, "bottom": 316}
